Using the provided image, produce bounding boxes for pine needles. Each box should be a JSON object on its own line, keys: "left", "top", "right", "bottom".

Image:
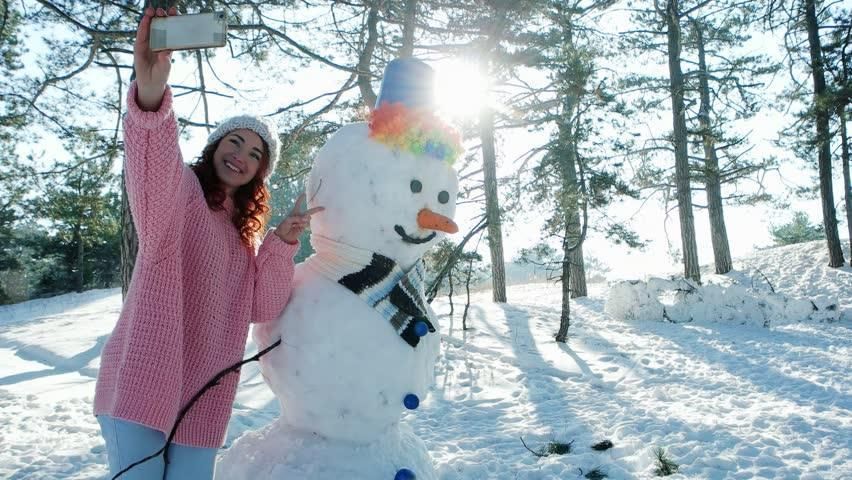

{"left": 519, "top": 435, "right": 613, "bottom": 479}
{"left": 653, "top": 447, "right": 679, "bottom": 476}
{"left": 580, "top": 466, "right": 608, "bottom": 479}
{"left": 519, "top": 436, "right": 574, "bottom": 457}
{"left": 591, "top": 440, "right": 614, "bottom": 451}
{"left": 545, "top": 440, "right": 575, "bottom": 455}
{"left": 520, "top": 436, "right": 678, "bottom": 477}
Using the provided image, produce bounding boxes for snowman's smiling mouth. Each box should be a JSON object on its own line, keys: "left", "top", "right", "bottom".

{"left": 394, "top": 225, "right": 436, "bottom": 244}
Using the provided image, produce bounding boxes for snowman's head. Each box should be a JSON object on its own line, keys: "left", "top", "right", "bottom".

{"left": 306, "top": 119, "right": 459, "bottom": 269}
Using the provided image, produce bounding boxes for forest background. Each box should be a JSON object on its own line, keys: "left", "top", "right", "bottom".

{"left": 1, "top": 0, "right": 849, "bottom": 331}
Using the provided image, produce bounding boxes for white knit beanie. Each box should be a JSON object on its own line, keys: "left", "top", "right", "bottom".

{"left": 206, "top": 115, "right": 280, "bottom": 179}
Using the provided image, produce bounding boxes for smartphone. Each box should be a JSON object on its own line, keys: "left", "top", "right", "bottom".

{"left": 149, "top": 12, "right": 227, "bottom": 52}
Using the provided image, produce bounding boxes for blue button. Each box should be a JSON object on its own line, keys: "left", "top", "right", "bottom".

{"left": 414, "top": 321, "right": 429, "bottom": 337}
{"left": 394, "top": 468, "right": 416, "bottom": 480}
{"left": 403, "top": 393, "right": 420, "bottom": 410}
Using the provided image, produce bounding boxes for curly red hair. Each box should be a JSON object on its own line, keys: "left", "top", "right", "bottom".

{"left": 191, "top": 140, "right": 271, "bottom": 248}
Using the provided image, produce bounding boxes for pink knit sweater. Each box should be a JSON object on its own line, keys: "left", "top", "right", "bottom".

{"left": 94, "top": 82, "right": 296, "bottom": 448}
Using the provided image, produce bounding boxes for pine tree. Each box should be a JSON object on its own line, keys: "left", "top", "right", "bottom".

{"left": 622, "top": 0, "right": 780, "bottom": 278}
{"left": 32, "top": 146, "right": 121, "bottom": 294}
{"left": 513, "top": 0, "right": 639, "bottom": 341}
{"left": 770, "top": 211, "right": 825, "bottom": 245}
{"left": 822, "top": 8, "right": 852, "bottom": 265}
{"left": 802, "top": 0, "right": 845, "bottom": 266}
{"left": 467, "top": 0, "right": 529, "bottom": 303}
{"left": 766, "top": 0, "right": 847, "bottom": 267}
{"left": 620, "top": 1, "right": 709, "bottom": 282}
{"left": 687, "top": 5, "right": 780, "bottom": 274}
{"left": 664, "top": 0, "right": 702, "bottom": 282}
{"left": 0, "top": 0, "right": 30, "bottom": 302}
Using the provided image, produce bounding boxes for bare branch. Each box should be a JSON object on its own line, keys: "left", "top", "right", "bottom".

{"left": 35, "top": 0, "right": 134, "bottom": 39}
{"left": 195, "top": 51, "right": 211, "bottom": 134}
{"left": 230, "top": 23, "right": 363, "bottom": 75}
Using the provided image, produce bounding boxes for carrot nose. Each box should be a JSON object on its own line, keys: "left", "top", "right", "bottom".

{"left": 417, "top": 208, "right": 458, "bottom": 234}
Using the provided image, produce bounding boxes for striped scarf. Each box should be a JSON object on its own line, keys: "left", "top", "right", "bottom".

{"left": 306, "top": 235, "right": 436, "bottom": 348}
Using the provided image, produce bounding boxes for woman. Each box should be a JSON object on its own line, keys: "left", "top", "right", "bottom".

{"left": 93, "top": 7, "right": 321, "bottom": 479}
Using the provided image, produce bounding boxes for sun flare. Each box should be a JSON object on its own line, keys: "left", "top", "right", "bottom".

{"left": 434, "top": 60, "right": 492, "bottom": 120}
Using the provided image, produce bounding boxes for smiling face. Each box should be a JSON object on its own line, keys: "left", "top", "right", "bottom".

{"left": 212, "top": 129, "right": 266, "bottom": 195}
{"left": 307, "top": 123, "right": 458, "bottom": 269}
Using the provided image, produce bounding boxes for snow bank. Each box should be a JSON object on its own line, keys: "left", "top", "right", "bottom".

{"left": 605, "top": 274, "right": 840, "bottom": 327}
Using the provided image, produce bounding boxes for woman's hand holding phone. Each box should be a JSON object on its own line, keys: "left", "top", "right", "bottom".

{"left": 134, "top": 7, "right": 177, "bottom": 111}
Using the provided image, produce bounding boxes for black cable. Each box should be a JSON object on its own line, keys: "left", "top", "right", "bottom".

{"left": 110, "top": 338, "right": 282, "bottom": 480}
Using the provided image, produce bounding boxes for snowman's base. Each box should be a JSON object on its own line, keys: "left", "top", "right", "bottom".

{"left": 215, "top": 419, "right": 437, "bottom": 480}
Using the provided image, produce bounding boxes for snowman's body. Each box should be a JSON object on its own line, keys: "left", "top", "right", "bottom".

{"left": 253, "top": 258, "right": 440, "bottom": 443}
{"left": 217, "top": 118, "right": 458, "bottom": 479}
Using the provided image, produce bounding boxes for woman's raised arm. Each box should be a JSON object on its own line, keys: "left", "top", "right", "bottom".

{"left": 122, "top": 7, "right": 189, "bottom": 256}
{"left": 133, "top": 6, "right": 176, "bottom": 111}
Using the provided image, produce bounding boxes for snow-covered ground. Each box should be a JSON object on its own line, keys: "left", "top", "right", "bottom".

{"left": 1, "top": 240, "right": 850, "bottom": 479}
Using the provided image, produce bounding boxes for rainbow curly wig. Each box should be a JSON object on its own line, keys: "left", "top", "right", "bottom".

{"left": 368, "top": 102, "right": 462, "bottom": 165}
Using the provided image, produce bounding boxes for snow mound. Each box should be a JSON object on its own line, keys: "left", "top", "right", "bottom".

{"left": 606, "top": 274, "right": 840, "bottom": 327}
{"left": 605, "top": 240, "right": 851, "bottom": 326}
{"left": 732, "top": 240, "right": 850, "bottom": 319}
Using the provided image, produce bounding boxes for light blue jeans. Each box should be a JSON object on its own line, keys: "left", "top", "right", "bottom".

{"left": 97, "top": 415, "right": 217, "bottom": 480}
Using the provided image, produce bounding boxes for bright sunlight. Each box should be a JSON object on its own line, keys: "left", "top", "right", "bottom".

{"left": 433, "top": 60, "right": 492, "bottom": 120}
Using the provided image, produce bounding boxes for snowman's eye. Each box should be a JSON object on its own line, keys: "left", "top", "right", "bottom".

{"left": 438, "top": 191, "right": 450, "bottom": 204}
{"left": 410, "top": 180, "right": 423, "bottom": 193}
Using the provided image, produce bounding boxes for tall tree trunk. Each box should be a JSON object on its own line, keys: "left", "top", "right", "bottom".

{"left": 695, "top": 21, "right": 732, "bottom": 274}
{"left": 561, "top": 120, "right": 587, "bottom": 298}
{"left": 479, "top": 8, "right": 508, "bottom": 303}
{"left": 553, "top": 5, "right": 588, "bottom": 338}
{"left": 804, "top": 0, "right": 845, "bottom": 267}
{"left": 357, "top": 1, "right": 380, "bottom": 109}
{"left": 463, "top": 255, "right": 473, "bottom": 330}
{"left": 557, "top": 11, "right": 588, "bottom": 298}
{"left": 665, "top": 0, "right": 701, "bottom": 282}
{"left": 448, "top": 271, "right": 454, "bottom": 316}
{"left": 555, "top": 222, "right": 571, "bottom": 343}
{"left": 480, "top": 104, "right": 507, "bottom": 302}
{"left": 568, "top": 242, "right": 586, "bottom": 298}
{"left": 399, "top": 0, "right": 417, "bottom": 58}
{"left": 840, "top": 51, "right": 852, "bottom": 266}
{"left": 74, "top": 221, "right": 84, "bottom": 293}
{"left": 120, "top": 168, "right": 137, "bottom": 299}
{"left": 841, "top": 107, "right": 852, "bottom": 265}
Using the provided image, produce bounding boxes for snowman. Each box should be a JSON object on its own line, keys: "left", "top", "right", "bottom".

{"left": 216, "top": 58, "right": 461, "bottom": 480}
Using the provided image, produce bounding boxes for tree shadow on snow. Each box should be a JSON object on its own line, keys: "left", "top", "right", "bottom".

{"left": 0, "top": 334, "right": 108, "bottom": 386}
{"left": 489, "top": 302, "right": 758, "bottom": 477}
{"left": 663, "top": 321, "right": 852, "bottom": 412}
